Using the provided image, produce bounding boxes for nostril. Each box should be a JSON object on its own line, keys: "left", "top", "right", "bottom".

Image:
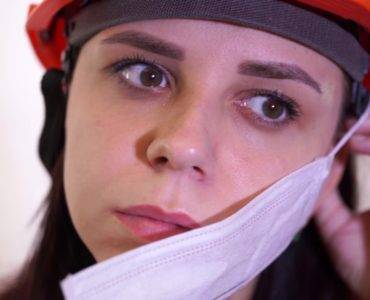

{"left": 193, "top": 166, "right": 204, "bottom": 176}
{"left": 192, "top": 166, "right": 205, "bottom": 181}
{"left": 155, "top": 157, "right": 168, "bottom": 165}
{"left": 151, "top": 157, "right": 203, "bottom": 176}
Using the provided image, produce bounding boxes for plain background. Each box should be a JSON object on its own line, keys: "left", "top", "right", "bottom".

{"left": 1, "top": 0, "right": 370, "bottom": 281}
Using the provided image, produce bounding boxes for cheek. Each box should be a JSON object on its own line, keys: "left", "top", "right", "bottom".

{"left": 305, "top": 98, "right": 342, "bottom": 155}
{"left": 64, "top": 108, "right": 141, "bottom": 207}
{"left": 63, "top": 96, "right": 149, "bottom": 258}
{"left": 63, "top": 76, "right": 141, "bottom": 240}
{"left": 217, "top": 105, "right": 339, "bottom": 213}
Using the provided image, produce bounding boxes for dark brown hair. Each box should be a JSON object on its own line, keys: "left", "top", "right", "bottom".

{"left": 0, "top": 37, "right": 360, "bottom": 300}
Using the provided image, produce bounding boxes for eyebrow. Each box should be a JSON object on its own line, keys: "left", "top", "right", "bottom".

{"left": 101, "top": 30, "right": 185, "bottom": 61}
{"left": 238, "top": 61, "right": 322, "bottom": 94}
{"left": 102, "top": 30, "right": 322, "bottom": 94}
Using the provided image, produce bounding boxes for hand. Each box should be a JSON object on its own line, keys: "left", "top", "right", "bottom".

{"left": 313, "top": 116, "right": 370, "bottom": 300}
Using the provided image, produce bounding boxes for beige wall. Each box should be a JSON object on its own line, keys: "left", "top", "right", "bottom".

{"left": 355, "top": 156, "right": 370, "bottom": 212}
{"left": 0, "top": 1, "right": 47, "bottom": 279}
{"left": 1, "top": 1, "right": 369, "bottom": 280}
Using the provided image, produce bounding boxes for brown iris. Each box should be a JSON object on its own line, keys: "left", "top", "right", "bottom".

{"left": 262, "top": 98, "right": 284, "bottom": 119}
{"left": 140, "top": 66, "right": 164, "bottom": 87}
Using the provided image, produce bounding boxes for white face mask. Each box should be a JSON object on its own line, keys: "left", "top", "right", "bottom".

{"left": 61, "top": 105, "right": 370, "bottom": 300}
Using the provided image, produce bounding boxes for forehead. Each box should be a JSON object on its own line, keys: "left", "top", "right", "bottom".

{"left": 86, "top": 18, "right": 344, "bottom": 89}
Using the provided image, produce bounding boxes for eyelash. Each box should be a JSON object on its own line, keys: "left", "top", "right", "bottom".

{"left": 106, "top": 54, "right": 303, "bottom": 129}
{"left": 237, "top": 89, "right": 302, "bottom": 129}
{"left": 107, "top": 53, "right": 172, "bottom": 93}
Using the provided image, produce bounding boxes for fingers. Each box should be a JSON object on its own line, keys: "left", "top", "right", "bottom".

{"left": 345, "top": 117, "right": 370, "bottom": 135}
{"left": 348, "top": 135, "right": 370, "bottom": 154}
{"left": 313, "top": 189, "right": 353, "bottom": 243}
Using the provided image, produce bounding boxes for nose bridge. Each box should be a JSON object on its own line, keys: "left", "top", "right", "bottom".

{"left": 146, "top": 85, "right": 220, "bottom": 177}
{"left": 171, "top": 89, "right": 212, "bottom": 136}
{"left": 169, "top": 61, "right": 227, "bottom": 134}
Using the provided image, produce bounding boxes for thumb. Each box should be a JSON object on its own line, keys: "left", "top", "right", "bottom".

{"left": 313, "top": 189, "right": 353, "bottom": 244}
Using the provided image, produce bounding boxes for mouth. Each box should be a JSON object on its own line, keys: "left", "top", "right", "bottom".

{"left": 113, "top": 204, "right": 200, "bottom": 242}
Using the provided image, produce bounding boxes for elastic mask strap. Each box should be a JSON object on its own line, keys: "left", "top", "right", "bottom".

{"left": 329, "top": 102, "right": 370, "bottom": 157}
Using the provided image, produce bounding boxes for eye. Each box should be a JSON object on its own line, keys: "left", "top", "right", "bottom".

{"left": 122, "top": 64, "right": 168, "bottom": 89}
{"left": 108, "top": 54, "right": 171, "bottom": 92}
{"left": 237, "top": 89, "right": 302, "bottom": 128}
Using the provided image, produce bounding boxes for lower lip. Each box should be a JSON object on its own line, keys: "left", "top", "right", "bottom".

{"left": 114, "top": 212, "right": 190, "bottom": 242}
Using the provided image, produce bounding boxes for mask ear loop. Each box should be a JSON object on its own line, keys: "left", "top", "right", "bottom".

{"left": 329, "top": 87, "right": 370, "bottom": 158}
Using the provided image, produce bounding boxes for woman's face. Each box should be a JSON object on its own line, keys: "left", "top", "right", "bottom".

{"left": 63, "top": 18, "right": 346, "bottom": 262}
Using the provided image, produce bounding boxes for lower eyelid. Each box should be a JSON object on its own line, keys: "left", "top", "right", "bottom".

{"left": 234, "top": 99, "right": 297, "bottom": 129}
{"left": 250, "top": 113, "right": 293, "bottom": 129}
{"left": 117, "top": 74, "right": 170, "bottom": 97}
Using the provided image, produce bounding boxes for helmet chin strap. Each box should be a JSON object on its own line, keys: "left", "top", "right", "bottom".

{"left": 40, "top": 69, "right": 67, "bottom": 175}
{"left": 61, "top": 45, "right": 81, "bottom": 95}
{"left": 39, "top": 43, "right": 81, "bottom": 174}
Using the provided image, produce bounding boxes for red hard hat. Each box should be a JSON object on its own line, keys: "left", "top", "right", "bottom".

{"left": 26, "top": 0, "right": 370, "bottom": 89}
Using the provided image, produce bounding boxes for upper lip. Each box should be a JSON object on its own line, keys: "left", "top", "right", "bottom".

{"left": 115, "top": 204, "right": 200, "bottom": 229}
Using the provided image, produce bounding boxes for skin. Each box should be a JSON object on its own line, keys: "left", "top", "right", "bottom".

{"left": 314, "top": 123, "right": 370, "bottom": 300}
{"left": 63, "top": 19, "right": 352, "bottom": 299}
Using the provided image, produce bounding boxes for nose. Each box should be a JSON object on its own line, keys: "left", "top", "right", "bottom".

{"left": 146, "top": 100, "right": 216, "bottom": 180}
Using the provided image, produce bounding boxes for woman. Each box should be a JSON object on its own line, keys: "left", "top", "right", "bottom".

{"left": 1, "top": 0, "right": 370, "bottom": 299}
